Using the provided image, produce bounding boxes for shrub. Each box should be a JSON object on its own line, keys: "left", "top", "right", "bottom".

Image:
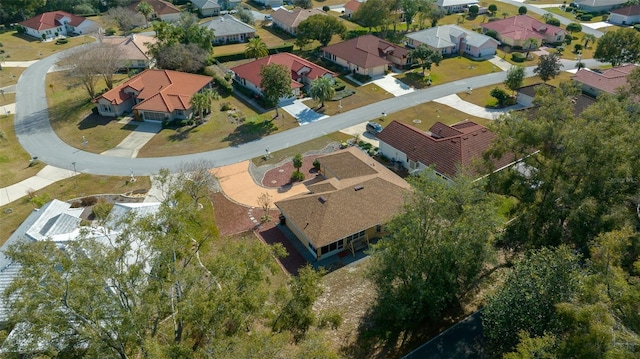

{"left": 564, "top": 36, "right": 573, "bottom": 45}
{"left": 511, "top": 52, "right": 526, "bottom": 62}
{"left": 573, "top": 43, "right": 583, "bottom": 52}
{"left": 318, "top": 310, "right": 343, "bottom": 330}
{"left": 490, "top": 87, "right": 509, "bottom": 107}
{"left": 290, "top": 170, "right": 305, "bottom": 182}
{"left": 485, "top": 29, "right": 499, "bottom": 41}
{"left": 220, "top": 102, "right": 233, "bottom": 111}
{"left": 29, "top": 193, "right": 51, "bottom": 208}
{"left": 322, "top": 5, "right": 330, "bottom": 11}
{"left": 81, "top": 196, "right": 98, "bottom": 206}
{"left": 105, "top": 27, "right": 116, "bottom": 36}
{"left": 635, "top": 24, "right": 640, "bottom": 32}
{"left": 333, "top": 80, "right": 346, "bottom": 91}
{"left": 213, "top": 74, "right": 233, "bottom": 94}
{"left": 55, "top": 38, "right": 68, "bottom": 44}
{"left": 546, "top": 17, "right": 560, "bottom": 26}
{"left": 577, "top": 14, "right": 592, "bottom": 21}
{"left": 313, "top": 159, "right": 320, "bottom": 171}
{"left": 92, "top": 200, "right": 114, "bottom": 221}
{"left": 602, "top": 14, "right": 608, "bottom": 21}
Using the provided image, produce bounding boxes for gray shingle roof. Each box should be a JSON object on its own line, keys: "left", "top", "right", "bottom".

{"left": 191, "top": 0, "right": 220, "bottom": 9}
{"left": 406, "top": 25, "right": 498, "bottom": 49}
{"left": 200, "top": 14, "right": 256, "bottom": 37}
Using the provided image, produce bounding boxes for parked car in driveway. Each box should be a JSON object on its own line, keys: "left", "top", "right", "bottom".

{"left": 366, "top": 122, "right": 383, "bottom": 135}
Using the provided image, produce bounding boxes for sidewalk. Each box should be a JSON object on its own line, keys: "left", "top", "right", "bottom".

{"left": 434, "top": 94, "right": 525, "bottom": 120}
{"left": 1, "top": 60, "right": 38, "bottom": 68}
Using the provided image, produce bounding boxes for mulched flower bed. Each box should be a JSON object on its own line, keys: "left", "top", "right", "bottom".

{"left": 261, "top": 155, "right": 322, "bottom": 188}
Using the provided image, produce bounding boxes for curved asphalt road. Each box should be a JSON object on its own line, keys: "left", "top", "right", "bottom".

{"left": 15, "top": 50, "right": 603, "bottom": 177}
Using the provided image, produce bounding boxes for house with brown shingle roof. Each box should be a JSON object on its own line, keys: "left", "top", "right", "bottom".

{"left": 321, "top": 34, "right": 409, "bottom": 78}
{"left": 609, "top": 5, "right": 640, "bottom": 25}
{"left": 271, "top": 8, "right": 326, "bottom": 35}
{"left": 572, "top": 64, "right": 639, "bottom": 97}
{"left": 129, "top": 0, "right": 182, "bottom": 22}
{"left": 517, "top": 83, "right": 596, "bottom": 116}
{"left": 100, "top": 34, "right": 157, "bottom": 70}
{"left": 275, "top": 147, "right": 411, "bottom": 260}
{"left": 93, "top": 69, "right": 212, "bottom": 122}
{"left": 18, "top": 11, "right": 98, "bottom": 40}
{"left": 481, "top": 15, "right": 567, "bottom": 47}
{"left": 377, "top": 120, "right": 513, "bottom": 179}
{"left": 231, "top": 53, "right": 335, "bottom": 99}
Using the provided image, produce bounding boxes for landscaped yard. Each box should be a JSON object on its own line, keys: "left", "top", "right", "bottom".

{"left": 304, "top": 77, "right": 394, "bottom": 116}
{"left": 0, "top": 30, "right": 95, "bottom": 61}
{"left": 0, "top": 114, "right": 46, "bottom": 188}
{"left": 396, "top": 55, "right": 499, "bottom": 89}
{"left": 46, "top": 71, "right": 135, "bottom": 153}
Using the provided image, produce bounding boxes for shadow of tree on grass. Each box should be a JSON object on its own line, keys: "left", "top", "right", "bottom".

{"left": 167, "top": 125, "right": 200, "bottom": 142}
{"left": 222, "top": 119, "right": 277, "bottom": 147}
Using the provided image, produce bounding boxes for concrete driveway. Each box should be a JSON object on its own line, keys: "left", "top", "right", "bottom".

{"left": 434, "top": 94, "right": 525, "bottom": 120}
{"left": 101, "top": 121, "right": 162, "bottom": 158}
{"left": 339, "top": 122, "right": 380, "bottom": 147}
{"left": 279, "top": 98, "right": 329, "bottom": 125}
{"left": 372, "top": 74, "right": 416, "bottom": 97}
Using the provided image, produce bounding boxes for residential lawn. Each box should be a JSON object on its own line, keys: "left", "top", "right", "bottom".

{"left": 0, "top": 114, "right": 46, "bottom": 188}
{"left": 524, "top": 0, "right": 569, "bottom": 3}
{"left": 213, "top": 25, "right": 294, "bottom": 56}
{"left": 0, "top": 174, "right": 151, "bottom": 245}
{"left": 0, "top": 30, "right": 95, "bottom": 61}
{"left": 438, "top": 3, "right": 547, "bottom": 29}
{"left": 251, "top": 132, "right": 351, "bottom": 166}
{"left": 0, "top": 68, "right": 26, "bottom": 87}
{"left": 395, "top": 55, "right": 499, "bottom": 89}
{"left": 303, "top": 77, "right": 394, "bottom": 116}
{"left": 387, "top": 101, "right": 490, "bottom": 131}
{"left": 457, "top": 71, "right": 575, "bottom": 108}
{"left": 546, "top": 7, "right": 607, "bottom": 23}
{"left": 494, "top": 48, "right": 539, "bottom": 66}
{"left": 46, "top": 71, "right": 135, "bottom": 153}
{"left": 1, "top": 93, "right": 16, "bottom": 106}
{"left": 136, "top": 92, "right": 282, "bottom": 157}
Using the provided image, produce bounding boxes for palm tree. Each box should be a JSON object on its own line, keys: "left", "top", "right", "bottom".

{"left": 244, "top": 38, "right": 269, "bottom": 60}
{"left": 523, "top": 38, "right": 539, "bottom": 59}
{"left": 201, "top": 88, "right": 219, "bottom": 114}
{"left": 190, "top": 89, "right": 218, "bottom": 125}
{"left": 309, "top": 77, "right": 335, "bottom": 108}
{"left": 582, "top": 33, "right": 596, "bottom": 48}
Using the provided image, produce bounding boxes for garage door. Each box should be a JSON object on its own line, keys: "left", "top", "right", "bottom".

{"left": 143, "top": 111, "right": 166, "bottom": 122}
{"left": 480, "top": 46, "right": 496, "bottom": 57}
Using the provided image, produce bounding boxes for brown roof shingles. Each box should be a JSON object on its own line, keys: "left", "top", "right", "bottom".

{"left": 95, "top": 69, "right": 212, "bottom": 113}
{"left": 610, "top": 4, "right": 640, "bottom": 15}
{"left": 129, "top": 0, "right": 180, "bottom": 15}
{"left": 377, "top": 120, "right": 511, "bottom": 178}
{"left": 321, "top": 34, "right": 408, "bottom": 69}
{"left": 572, "top": 64, "right": 639, "bottom": 94}
{"left": 271, "top": 8, "right": 325, "bottom": 29}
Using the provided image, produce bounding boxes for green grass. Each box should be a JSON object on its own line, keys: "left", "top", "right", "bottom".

{"left": 0, "top": 114, "right": 46, "bottom": 187}
{"left": 0, "top": 30, "right": 95, "bottom": 61}
{"left": 389, "top": 101, "right": 490, "bottom": 131}
{"left": 303, "top": 77, "right": 394, "bottom": 116}
{"left": 396, "top": 55, "right": 499, "bottom": 89}
{"left": 0, "top": 174, "right": 151, "bottom": 245}
{"left": 0, "top": 67, "right": 26, "bottom": 88}
{"left": 212, "top": 25, "right": 294, "bottom": 57}
{"left": 251, "top": 132, "right": 351, "bottom": 166}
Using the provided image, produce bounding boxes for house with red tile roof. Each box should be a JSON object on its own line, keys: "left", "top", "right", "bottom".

{"left": 271, "top": 8, "right": 326, "bottom": 35}
{"left": 344, "top": 0, "right": 362, "bottom": 18}
{"left": 481, "top": 15, "right": 567, "bottom": 47}
{"left": 321, "top": 34, "right": 409, "bottom": 78}
{"left": 231, "top": 53, "right": 335, "bottom": 99}
{"left": 128, "top": 0, "right": 182, "bottom": 22}
{"left": 572, "top": 64, "right": 639, "bottom": 98}
{"left": 275, "top": 147, "right": 411, "bottom": 260}
{"left": 93, "top": 69, "right": 213, "bottom": 122}
{"left": 609, "top": 5, "right": 640, "bottom": 25}
{"left": 18, "top": 11, "right": 98, "bottom": 40}
{"left": 377, "top": 120, "right": 514, "bottom": 179}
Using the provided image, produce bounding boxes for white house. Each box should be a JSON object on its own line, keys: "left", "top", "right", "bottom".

{"left": 200, "top": 14, "right": 256, "bottom": 44}
{"left": 609, "top": 5, "right": 640, "bottom": 25}
{"left": 435, "top": 0, "right": 479, "bottom": 14}
{"left": 18, "top": 11, "right": 98, "bottom": 40}
{"left": 252, "top": 0, "right": 283, "bottom": 8}
{"left": 575, "top": 0, "right": 626, "bottom": 12}
{"left": 191, "top": 0, "right": 221, "bottom": 16}
{"left": 406, "top": 25, "right": 499, "bottom": 58}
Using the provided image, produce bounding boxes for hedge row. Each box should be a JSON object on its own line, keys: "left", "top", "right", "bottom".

{"left": 213, "top": 43, "right": 294, "bottom": 63}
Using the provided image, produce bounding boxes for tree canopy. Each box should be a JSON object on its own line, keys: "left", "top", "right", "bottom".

{"left": 352, "top": 0, "right": 389, "bottom": 31}
{"left": 260, "top": 63, "right": 293, "bottom": 109}
{"left": 533, "top": 52, "right": 562, "bottom": 82}
{"left": 296, "top": 14, "right": 346, "bottom": 48}
{"left": 504, "top": 65, "right": 525, "bottom": 95}
{"left": 309, "top": 77, "right": 335, "bottom": 108}
{"left": 409, "top": 44, "right": 443, "bottom": 76}
{"left": 594, "top": 28, "right": 640, "bottom": 66}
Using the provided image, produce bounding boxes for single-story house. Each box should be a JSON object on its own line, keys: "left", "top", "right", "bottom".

{"left": 275, "top": 147, "right": 412, "bottom": 260}
{"left": 572, "top": 64, "right": 639, "bottom": 97}
{"left": 93, "top": 69, "right": 213, "bottom": 122}
{"left": 231, "top": 53, "right": 335, "bottom": 99}
{"left": 575, "top": 0, "right": 626, "bottom": 13}
{"left": 321, "top": 34, "right": 409, "bottom": 78}
{"left": 128, "top": 0, "right": 182, "bottom": 22}
{"left": 344, "top": 0, "right": 362, "bottom": 18}
{"left": 481, "top": 15, "right": 567, "bottom": 47}
{"left": 271, "top": 8, "right": 326, "bottom": 35}
{"left": 191, "top": 0, "right": 221, "bottom": 16}
{"left": 406, "top": 25, "right": 499, "bottom": 58}
{"left": 609, "top": 5, "right": 640, "bottom": 25}
{"left": 435, "top": 0, "right": 479, "bottom": 14}
{"left": 517, "top": 83, "right": 596, "bottom": 116}
{"left": 252, "top": 0, "right": 283, "bottom": 8}
{"left": 377, "top": 120, "right": 514, "bottom": 179}
{"left": 200, "top": 14, "right": 255, "bottom": 44}
{"left": 100, "top": 34, "right": 157, "bottom": 70}
{"left": 18, "top": 11, "right": 98, "bottom": 40}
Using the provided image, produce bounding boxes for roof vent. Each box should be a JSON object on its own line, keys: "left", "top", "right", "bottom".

{"left": 354, "top": 185, "right": 364, "bottom": 191}
{"left": 318, "top": 196, "right": 328, "bottom": 204}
